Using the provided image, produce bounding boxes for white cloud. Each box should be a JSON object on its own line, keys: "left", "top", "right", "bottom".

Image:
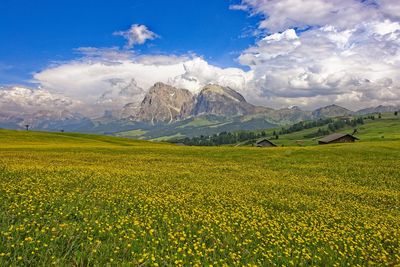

{"left": 379, "top": 0, "right": 400, "bottom": 19}
{"left": 238, "top": 0, "right": 379, "bottom": 32}
{"left": 371, "top": 19, "right": 400, "bottom": 36}
{"left": 113, "top": 24, "right": 159, "bottom": 48}
{"left": 223, "top": 0, "right": 400, "bottom": 109}
{"left": 238, "top": 22, "right": 400, "bottom": 108}
{"left": 229, "top": 4, "right": 248, "bottom": 11}
{"left": 75, "top": 47, "right": 135, "bottom": 61}
{"left": 0, "top": 86, "right": 81, "bottom": 114}
{"left": 171, "top": 57, "right": 252, "bottom": 93}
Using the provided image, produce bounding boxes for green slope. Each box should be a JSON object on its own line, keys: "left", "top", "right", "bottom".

{"left": 237, "top": 113, "right": 400, "bottom": 147}
{"left": 0, "top": 129, "right": 158, "bottom": 148}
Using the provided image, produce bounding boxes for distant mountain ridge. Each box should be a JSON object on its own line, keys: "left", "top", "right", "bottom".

{"left": 1, "top": 82, "right": 399, "bottom": 138}
{"left": 311, "top": 104, "right": 354, "bottom": 118}
{"left": 0, "top": 110, "right": 94, "bottom": 132}
{"left": 356, "top": 105, "right": 400, "bottom": 115}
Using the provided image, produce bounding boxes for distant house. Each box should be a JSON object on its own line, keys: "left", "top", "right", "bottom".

{"left": 256, "top": 139, "right": 277, "bottom": 147}
{"left": 295, "top": 140, "right": 305, "bottom": 146}
{"left": 337, "top": 116, "right": 353, "bottom": 122}
{"left": 318, "top": 133, "right": 359, "bottom": 145}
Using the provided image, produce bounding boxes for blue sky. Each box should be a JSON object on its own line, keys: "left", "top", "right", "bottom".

{"left": 1, "top": 0, "right": 400, "bottom": 112}
{"left": 0, "top": 0, "right": 261, "bottom": 85}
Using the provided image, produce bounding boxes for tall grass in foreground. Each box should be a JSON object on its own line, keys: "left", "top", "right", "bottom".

{"left": 0, "top": 130, "right": 399, "bottom": 266}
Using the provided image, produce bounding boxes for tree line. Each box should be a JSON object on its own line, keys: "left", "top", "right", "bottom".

{"left": 278, "top": 118, "right": 334, "bottom": 135}
{"left": 173, "top": 130, "right": 269, "bottom": 146}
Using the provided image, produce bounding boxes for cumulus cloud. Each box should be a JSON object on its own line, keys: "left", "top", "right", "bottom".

{"left": 379, "top": 0, "right": 400, "bottom": 19}
{"left": 171, "top": 58, "right": 252, "bottom": 92}
{"left": 113, "top": 24, "right": 159, "bottom": 48}
{"left": 224, "top": 0, "right": 400, "bottom": 109}
{"left": 238, "top": 0, "right": 379, "bottom": 32}
{"left": 229, "top": 4, "right": 248, "bottom": 11}
{"left": 0, "top": 86, "right": 81, "bottom": 114}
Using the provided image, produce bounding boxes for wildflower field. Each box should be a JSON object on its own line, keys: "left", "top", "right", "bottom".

{"left": 0, "top": 129, "right": 399, "bottom": 266}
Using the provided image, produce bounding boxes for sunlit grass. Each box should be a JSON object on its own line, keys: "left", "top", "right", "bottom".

{"left": 0, "top": 130, "right": 399, "bottom": 266}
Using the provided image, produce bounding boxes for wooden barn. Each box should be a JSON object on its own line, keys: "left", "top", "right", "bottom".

{"left": 255, "top": 139, "right": 277, "bottom": 147}
{"left": 318, "top": 133, "right": 359, "bottom": 145}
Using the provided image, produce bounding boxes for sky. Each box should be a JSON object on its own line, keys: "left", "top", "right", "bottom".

{"left": 1, "top": 0, "right": 400, "bottom": 115}
{"left": 0, "top": 0, "right": 258, "bottom": 83}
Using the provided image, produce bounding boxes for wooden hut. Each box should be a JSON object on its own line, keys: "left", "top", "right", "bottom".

{"left": 255, "top": 139, "right": 277, "bottom": 147}
{"left": 318, "top": 133, "right": 359, "bottom": 145}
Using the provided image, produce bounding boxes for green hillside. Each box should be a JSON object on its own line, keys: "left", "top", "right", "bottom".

{"left": 176, "top": 113, "right": 399, "bottom": 147}
{"left": 0, "top": 129, "right": 399, "bottom": 265}
{"left": 264, "top": 113, "right": 400, "bottom": 147}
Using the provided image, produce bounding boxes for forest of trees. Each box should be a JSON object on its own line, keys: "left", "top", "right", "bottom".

{"left": 278, "top": 118, "right": 334, "bottom": 135}
{"left": 304, "top": 117, "right": 364, "bottom": 138}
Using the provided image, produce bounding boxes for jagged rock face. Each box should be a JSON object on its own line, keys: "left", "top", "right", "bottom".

{"left": 119, "top": 102, "right": 141, "bottom": 119}
{"left": 135, "top": 82, "right": 195, "bottom": 124}
{"left": 311, "top": 104, "right": 354, "bottom": 118}
{"left": 191, "top": 85, "right": 255, "bottom": 117}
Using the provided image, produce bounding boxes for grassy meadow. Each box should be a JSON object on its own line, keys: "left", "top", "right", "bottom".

{"left": 0, "top": 129, "right": 399, "bottom": 266}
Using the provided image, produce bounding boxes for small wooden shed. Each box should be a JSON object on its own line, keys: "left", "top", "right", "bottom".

{"left": 255, "top": 139, "right": 277, "bottom": 147}
{"left": 318, "top": 133, "right": 359, "bottom": 145}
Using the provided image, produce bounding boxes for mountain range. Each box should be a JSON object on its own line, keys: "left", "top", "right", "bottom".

{"left": 1, "top": 82, "right": 399, "bottom": 140}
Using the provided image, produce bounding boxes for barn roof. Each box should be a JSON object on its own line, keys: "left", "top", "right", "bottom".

{"left": 318, "top": 133, "right": 359, "bottom": 143}
{"left": 256, "top": 139, "right": 277, "bottom": 146}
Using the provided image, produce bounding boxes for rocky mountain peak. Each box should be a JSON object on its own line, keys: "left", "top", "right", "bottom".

{"left": 191, "top": 84, "right": 255, "bottom": 117}
{"left": 312, "top": 104, "right": 354, "bottom": 118}
{"left": 200, "top": 84, "right": 246, "bottom": 102}
{"left": 152, "top": 82, "right": 169, "bottom": 89}
{"left": 135, "top": 83, "right": 195, "bottom": 124}
{"left": 356, "top": 105, "right": 400, "bottom": 115}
